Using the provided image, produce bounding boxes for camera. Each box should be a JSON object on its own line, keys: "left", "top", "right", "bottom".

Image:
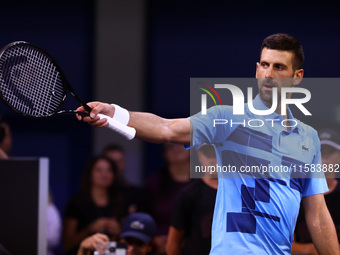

{"left": 93, "top": 241, "right": 127, "bottom": 255}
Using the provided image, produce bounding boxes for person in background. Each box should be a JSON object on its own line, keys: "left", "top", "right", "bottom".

{"left": 0, "top": 119, "right": 12, "bottom": 254}
{"left": 102, "top": 143, "right": 140, "bottom": 214}
{"left": 292, "top": 128, "right": 340, "bottom": 254}
{"left": 77, "top": 212, "right": 157, "bottom": 255}
{"left": 166, "top": 144, "right": 218, "bottom": 255}
{"left": 47, "top": 191, "right": 62, "bottom": 255}
{"left": 0, "top": 118, "right": 12, "bottom": 159}
{"left": 63, "top": 155, "right": 126, "bottom": 255}
{"left": 140, "top": 143, "right": 191, "bottom": 254}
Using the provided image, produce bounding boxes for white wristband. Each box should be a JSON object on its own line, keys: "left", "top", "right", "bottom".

{"left": 111, "top": 104, "right": 130, "bottom": 126}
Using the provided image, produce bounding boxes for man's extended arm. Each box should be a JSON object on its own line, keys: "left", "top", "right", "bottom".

{"left": 303, "top": 194, "right": 339, "bottom": 255}
{"left": 76, "top": 102, "right": 191, "bottom": 144}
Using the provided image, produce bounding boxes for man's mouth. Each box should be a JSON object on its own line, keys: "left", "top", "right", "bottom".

{"left": 263, "top": 83, "right": 275, "bottom": 90}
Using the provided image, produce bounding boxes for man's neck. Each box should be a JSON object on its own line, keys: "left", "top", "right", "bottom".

{"left": 262, "top": 99, "right": 291, "bottom": 130}
{"left": 262, "top": 100, "right": 284, "bottom": 115}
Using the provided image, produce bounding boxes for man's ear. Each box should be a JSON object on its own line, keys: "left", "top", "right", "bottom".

{"left": 255, "top": 62, "right": 260, "bottom": 78}
{"left": 293, "top": 69, "right": 304, "bottom": 86}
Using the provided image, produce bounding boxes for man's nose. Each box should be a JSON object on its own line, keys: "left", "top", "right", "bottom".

{"left": 265, "top": 66, "right": 274, "bottom": 78}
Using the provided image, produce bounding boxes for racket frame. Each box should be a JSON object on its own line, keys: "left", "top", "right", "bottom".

{"left": 0, "top": 41, "right": 92, "bottom": 118}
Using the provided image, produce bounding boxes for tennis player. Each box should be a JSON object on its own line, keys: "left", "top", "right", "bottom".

{"left": 77, "top": 33, "right": 339, "bottom": 254}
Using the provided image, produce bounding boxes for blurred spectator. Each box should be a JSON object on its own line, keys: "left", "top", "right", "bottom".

{"left": 120, "top": 212, "right": 158, "bottom": 255}
{"left": 102, "top": 143, "right": 140, "bottom": 214}
{"left": 0, "top": 118, "right": 12, "bottom": 159}
{"left": 47, "top": 191, "right": 62, "bottom": 255}
{"left": 63, "top": 155, "right": 126, "bottom": 255}
{"left": 166, "top": 144, "right": 218, "bottom": 255}
{"left": 102, "top": 144, "right": 126, "bottom": 184}
{"left": 0, "top": 243, "right": 10, "bottom": 255}
{"left": 0, "top": 119, "right": 12, "bottom": 255}
{"left": 76, "top": 233, "right": 109, "bottom": 255}
{"left": 292, "top": 128, "right": 340, "bottom": 254}
{"left": 77, "top": 212, "right": 157, "bottom": 255}
{"left": 140, "top": 143, "right": 191, "bottom": 254}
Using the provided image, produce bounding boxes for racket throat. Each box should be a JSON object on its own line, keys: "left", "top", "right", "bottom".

{"left": 69, "top": 91, "right": 92, "bottom": 113}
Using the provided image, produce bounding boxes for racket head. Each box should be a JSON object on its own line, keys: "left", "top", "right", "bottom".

{"left": 0, "top": 41, "right": 68, "bottom": 118}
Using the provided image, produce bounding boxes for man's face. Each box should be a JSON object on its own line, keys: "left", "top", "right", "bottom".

{"left": 256, "top": 47, "right": 304, "bottom": 107}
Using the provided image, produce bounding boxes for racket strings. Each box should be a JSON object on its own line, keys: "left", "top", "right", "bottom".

{"left": 1, "top": 48, "right": 31, "bottom": 114}
{"left": 0, "top": 45, "right": 65, "bottom": 117}
{"left": 17, "top": 47, "right": 63, "bottom": 116}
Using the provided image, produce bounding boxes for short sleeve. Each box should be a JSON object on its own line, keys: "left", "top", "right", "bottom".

{"left": 302, "top": 130, "right": 328, "bottom": 197}
{"left": 190, "top": 105, "right": 233, "bottom": 148}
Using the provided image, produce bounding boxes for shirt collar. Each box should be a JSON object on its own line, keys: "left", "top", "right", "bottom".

{"left": 252, "top": 94, "right": 300, "bottom": 133}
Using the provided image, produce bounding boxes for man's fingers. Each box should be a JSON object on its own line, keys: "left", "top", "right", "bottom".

{"left": 76, "top": 106, "right": 86, "bottom": 121}
{"left": 90, "top": 118, "right": 108, "bottom": 128}
{"left": 76, "top": 114, "right": 82, "bottom": 121}
{"left": 76, "top": 106, "right": 86, "bottom": 112}
{"left": 79, "top": 115, "right": 108, "bottom": 128}
{"left": 76, "top": 102, "right": 114, "bottom": 129}
{"left": 89, "top": 103, "right": 106, "bottom": 118}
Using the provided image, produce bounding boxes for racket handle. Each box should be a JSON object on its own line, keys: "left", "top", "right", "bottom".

{"left": 97, "top": 113, "right": 136, "bottom": 140}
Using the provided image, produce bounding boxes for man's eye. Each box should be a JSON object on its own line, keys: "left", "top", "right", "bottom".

{"left": 275, "top": 65, "right": 284, "bottom": 70}
{"left": 261, "top": 62, "right": 268, "bottom": 68}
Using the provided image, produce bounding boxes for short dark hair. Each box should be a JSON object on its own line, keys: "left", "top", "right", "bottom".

{"left": 261, "top": 33, "right": 304, "bottom": 70}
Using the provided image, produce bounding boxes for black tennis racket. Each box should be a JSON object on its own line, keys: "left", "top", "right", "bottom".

{"left": 0, "top": 41, "right": 136, "bottom": 140}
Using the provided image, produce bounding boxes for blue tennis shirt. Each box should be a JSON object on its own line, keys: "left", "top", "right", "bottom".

{"left": 189, "top": 94, "right": 328, "bottom": 254}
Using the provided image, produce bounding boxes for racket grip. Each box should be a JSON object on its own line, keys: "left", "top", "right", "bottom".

{"left": 97, "top": 113, "right": 136, "bottom": 140}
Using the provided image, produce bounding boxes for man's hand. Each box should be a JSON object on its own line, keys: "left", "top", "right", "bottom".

{"left": 76, "top": 101, "right": 115, "bottom": 128}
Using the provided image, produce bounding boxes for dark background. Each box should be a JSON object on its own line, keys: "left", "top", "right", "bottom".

{"left": 0, "top": 0, "right": 340, "bottom": 237}
{"left": 0, "top": 159, "right": 47, "bottom": 255}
